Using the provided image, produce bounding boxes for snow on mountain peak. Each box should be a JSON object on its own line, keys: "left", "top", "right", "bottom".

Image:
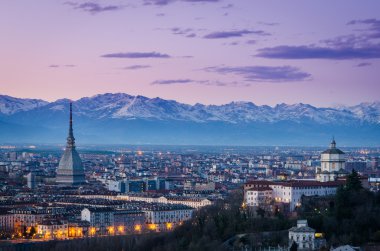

{"left": 0, "top": 93, "right": 379, "bottom": 125}
{"left": 0, "top": 95, "right": 48, "bottom": 115}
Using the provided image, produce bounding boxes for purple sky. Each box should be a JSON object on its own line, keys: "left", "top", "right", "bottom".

{"left": 0, "top": 0, "right": 379, "bottom": 106}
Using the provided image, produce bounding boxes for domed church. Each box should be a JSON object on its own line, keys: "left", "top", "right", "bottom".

{"left": 316, "top": 138, "right": 347, "bottom": 182}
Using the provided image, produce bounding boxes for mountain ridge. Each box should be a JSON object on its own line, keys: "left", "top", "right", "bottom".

{"left": 1, "top": 93, "right": 379, "bottom": 124}
{"left": 0, "top": 93, "right": 379, "bottom": 146}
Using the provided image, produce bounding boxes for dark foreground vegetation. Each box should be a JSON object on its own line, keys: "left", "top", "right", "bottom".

{"left": 299, "top": 170, "right": 380, "bottom": 246}
{"left": 1, "top": 170, "right": 379, "bottom": 251}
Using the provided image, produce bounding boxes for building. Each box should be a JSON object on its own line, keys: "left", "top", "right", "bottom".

{"left": 107, "top": 177, "right": 167, "bottom": 193}
{"left": 184, "top": 181, "right": 215, "bottom": 191}
{"left": 145, "top": 177, "right": 165, "bottom": 191}
{"left": 316, "top": 139, "right": 347, "bottom": 182}
{"left": 115, "top": 194, "right": 213, "bottom": 209}
{"left": 81, "top": 207, "right": 145, "bottom": 236}
{"left": 68, "top": 221, "right": 90, "bottom": 238}
{"left": 37, "top": 219, "right": 68, "bottom": 240}
{"left": 244, "top": 187, "right": 273, "bottom": 207}
{"left": 368, "top": 177, "right": 380, "bottom": 191}
{"left": 0, "top": 208, "right": 47, "bottom": 233}
{"left": 127, "top": 179, "right": 146, "bottom": 193}
{"left": 142, "top": 204, "right": 193, "bottom": 232}
{"left": 26, "top": 172, "right": 36, "bottom": 189}
{"left": 56, "top": 102, "right": 86, "bottom": 186}
{"left": 165, "top": 197, "right": 213, "bottom": 209}
{"left": 289, "top": 220, "right": 315, "bottom": 250}
{"left": 244, "top": 180, "right": 343, "bottom": 211}
{"left": 114, "top": 210, "right": 145, "bottom": 234}
{"left": 81, "top": 208, "right": 114, "bottom": 235}
{"left": 108, "top": 180, "right": 126, "bottom": 193}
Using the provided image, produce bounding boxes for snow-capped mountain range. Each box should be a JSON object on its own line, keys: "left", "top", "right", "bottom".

{"left": 0, "top": 93, "right": 379, "bottom": 146}
{"left": 0, "top": 95, "right": 48, "bottom": 115}
{"left": 1, "top": 93, "right": 379, "bottom": 124}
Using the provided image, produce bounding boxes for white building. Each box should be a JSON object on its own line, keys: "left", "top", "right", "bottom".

{"left": 108, "top": 180, "right": 126, "bottom": 193}
{"left": 316, "top": 139, "right": 347, "bottom": 182}
{"left": 289, "top": 220, "right": 315, "bottom": 250}
{"left": 244, "top": 180, "right": 343, "bottom": 211}
{"left": 142, "top": 204, "right": 194, "bottom": 232}
{"left": 244, "top": 187, "right": 273, "bottom": 207}
{"left": 26, "top": 172, "right": 36, "bottom": 189}
{"left": 165, "top": 197, "right": 212, "bottom": 209}
{"left": 37, "top": 219, "right": 68, "bottom": 239}
{"left": 83, "top": 194, "right": 214, "bottom": 209}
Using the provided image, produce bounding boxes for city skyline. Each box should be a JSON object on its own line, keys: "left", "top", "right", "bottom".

{"left": 1, "top": 2, "right": 380, "bottom": 250}
{"left": 1, "top": 0, "right": 380, "bottom": 106}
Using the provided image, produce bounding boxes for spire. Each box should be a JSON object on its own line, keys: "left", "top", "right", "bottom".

{"left": 56, "top": 101, "right": 85, "bottom": 186}
{"left": 66, "top": 101, "right": 75, "bottom": 148}
{"left": 330, "top": 136, "right": 336, "bottom": 149}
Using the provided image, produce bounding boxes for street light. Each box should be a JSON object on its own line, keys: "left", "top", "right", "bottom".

{"left": 134, "top": 224, "right": 142, "bottom": 232}
{"left": 118, "top": 226, "right": 124, "bottom": 234}
{"left": 90, "top": 227, "right": 96, "bottom": 236}
{"left": 108, "top": 226, "right": 115, "bottom": 235}
{"left": 166, "top": 223, "right": 173, "bottom": 230}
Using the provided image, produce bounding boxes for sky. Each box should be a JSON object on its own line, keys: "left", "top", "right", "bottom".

{"left": 0, "top": 0, "right": 379, "bottom": 107}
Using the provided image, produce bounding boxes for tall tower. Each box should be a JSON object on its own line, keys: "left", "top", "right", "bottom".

{"left": 316, "top": 138, "right": 346, "bottom": 182}
{"left": 56, "top": 102, "right": 86, "bottom": 186}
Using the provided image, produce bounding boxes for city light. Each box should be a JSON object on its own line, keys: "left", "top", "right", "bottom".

{"left": 134, "top": 224, "right": 142, "bottom": 232}
{"left": 1, "top": 98, "right": 378, "bottom": 250}
{"left": 90, "top": 227, "right": 96, "bottom": 236}
{"left": 57, "top": 230, "right": 63, "bottom": 239}
{"left": 44, "top": 232, "right": 51, "bottom": 240}
{"left": 315, "top": 233, "right": 324, "bottom": 238}
{"left": 241, "top": 202, "right": 246, "bottom": 209}
{"left": 69, "top": 228, "right": 75, "bottom": 237}
{"left": 108, "top": 226, "right": 115, "bottom": 235}
{"left": 166, "top": 223, "right": 173, "bottom": 230}
{"left": 118, "top": 226, "right": 124, "bottom": 234}
{"left": 148, "top": 224, "right": 157, "bottom": 231}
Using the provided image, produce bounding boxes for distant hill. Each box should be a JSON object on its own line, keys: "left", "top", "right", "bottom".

{"left": 0, "top": 93, "right": 379, "bottom": 146}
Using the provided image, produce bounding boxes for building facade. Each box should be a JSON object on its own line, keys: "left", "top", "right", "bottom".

{"left": 81, "top": 207, "right": 145, "bottom": 235}
{"left": 81, "top": 208, "right": 114, "bottom": 235}
{"left": 245, "top": 187, "right": 273, "bottom": 207}
{"left": 289, "top": 220, "right": 315, "bottom": 250}
{"left": 316, "top": 139, "right": 346, "bottom": 182}
{"left": 0, "top": 208, "right": 47, "bottom": 233}
{"left": 244, "top": 180, "right": 343, "bottom": 211}
{"left": 37, "top": 219, "right": 68, "bottom": 240}
{"left": 143, "top": 204, "right": 194, "bottom": 232}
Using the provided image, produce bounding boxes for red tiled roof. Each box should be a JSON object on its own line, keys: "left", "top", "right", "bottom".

{"left": 245, "top": 180, "right": 345, "bottom": 188}
{"left": 282, "top": 180, "right": 345, "bottom": 187}
{"left": 245, "top": 180, "right": 273, "bottom": 185}
{"left": 247, "top": 187, "right": 273, "bottom": 191}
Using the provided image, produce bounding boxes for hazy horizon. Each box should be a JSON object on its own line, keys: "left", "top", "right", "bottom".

{"left": 1, "top": 142, "right": 378, "bottom": 150}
